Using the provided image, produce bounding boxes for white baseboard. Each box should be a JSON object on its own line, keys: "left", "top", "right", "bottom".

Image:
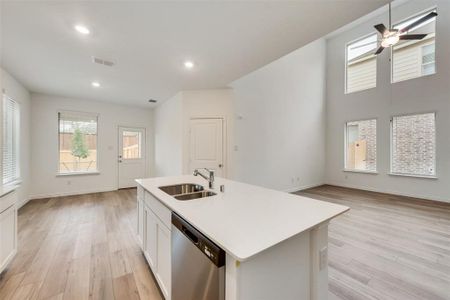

{"left": 29, "top": 187, "right": 117, "bottom": 200}
{"left": 284, "top": 182, "right": 325, "bottom": 193}
{"left": 325, "top": 181, "right": 450, "bottom": 204}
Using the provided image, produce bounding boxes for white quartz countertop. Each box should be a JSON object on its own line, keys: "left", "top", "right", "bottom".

{"left": 136, "top": 176, "right": 349, "bottom": 261}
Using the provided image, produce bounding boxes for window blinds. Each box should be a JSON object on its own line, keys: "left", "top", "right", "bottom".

{"left": 2, "top": 95, "right": 20, "bottom": 185}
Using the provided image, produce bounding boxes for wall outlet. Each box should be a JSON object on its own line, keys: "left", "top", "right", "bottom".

{"left": 67, "top": 180, "right": 71, "bottom": 185}
{"left": 319, "top": 246, "right": 328, "bottom": 271}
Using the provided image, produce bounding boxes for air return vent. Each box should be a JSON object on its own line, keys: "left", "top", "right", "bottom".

{"left": 92, "top": 56, "right": 115, "bottom": 67}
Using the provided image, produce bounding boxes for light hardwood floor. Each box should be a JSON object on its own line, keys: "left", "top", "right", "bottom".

{"left": 0, "top": 186, "right": 449, "bottom": 300}
{"left": 298, "top": 185, "right": 450, "bottom": 300}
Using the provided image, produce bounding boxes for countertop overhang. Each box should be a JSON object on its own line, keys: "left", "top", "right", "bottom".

{"left": 136, "top": 176, "right": 349, "bottom": 261}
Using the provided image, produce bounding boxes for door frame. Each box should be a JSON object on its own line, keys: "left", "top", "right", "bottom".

{"left": 117, "top": 125, "right": 147, "bottom": 189}
{"left": 187, "top": 116, "right": 227, "bottom": 178}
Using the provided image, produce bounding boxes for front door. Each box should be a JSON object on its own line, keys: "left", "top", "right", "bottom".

{"left": 189, "top": 118, "right": 224, "bottom": 177}
{"left": 118, "top": 127, "right": 146, "bottom": 188}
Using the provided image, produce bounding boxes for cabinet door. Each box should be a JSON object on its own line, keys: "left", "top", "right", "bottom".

{"left": 144, "top": 206, "right": 158, "bottom": 271}
{"left": 0, "top": 205, "right": 17, "bottom": 271}
{"left": 137, "top": 198, "right": 144, "bottom": 247}
{"left": 156, "top": 223, "right": 171, "bottom": 299}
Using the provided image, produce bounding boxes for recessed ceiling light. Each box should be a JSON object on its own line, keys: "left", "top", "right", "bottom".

{"left": 74, "top": 25, "right": 90, "bottom": 35}
{"left": 91, "top": 81, "right": 100, "bottom": 87}
{"left": 184, "top": 61, "right": 194, "bottom": 69}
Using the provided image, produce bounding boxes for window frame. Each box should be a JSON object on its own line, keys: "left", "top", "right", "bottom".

{"left": 390, "top": 7, "right": 437, "bottom": 84}
{"left": 343, "top": 117, "right": 378, "bottom": 174}
{"left": 389, "top": 111, "right": 437, "bottom": 179}
{"left": 344, "top": 32, "right": 378, "bottom": 94}
{"left": 57, "top": 110, "right": 100, "bottom": 176}
{"left": 2, "top": 93, "right": 21, "bottom": 185}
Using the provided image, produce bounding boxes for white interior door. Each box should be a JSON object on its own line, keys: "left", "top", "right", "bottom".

{"left": 189, "top": 118, "right": 224, "bottom": 176}
{"left": 118, "top": 127, "right": 146, "bottom": 188}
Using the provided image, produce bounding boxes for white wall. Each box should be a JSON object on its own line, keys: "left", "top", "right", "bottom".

{"left": 231, "top": 39, "right": 327, "bottom": 192}
{"left": 1, "top": 68, "right": 31, "bottom": 207}
{"left": 181, "top": 89, "right": 234, "bottom": 177}
{"left": 154, "top": 89, "right": 234, "bottom": 178}
{"left": 325, "top": 0, "right": 450, "bottom": 202}
{"left": 154, "top": 92, "right": 183, "bottom": 177}
{"left": 30, "top": 93, "right": 154, "bottom": 198}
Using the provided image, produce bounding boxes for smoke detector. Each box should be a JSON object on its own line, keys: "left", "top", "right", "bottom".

{"left": 92, "top": 56, "right": 115, "bottom": 67}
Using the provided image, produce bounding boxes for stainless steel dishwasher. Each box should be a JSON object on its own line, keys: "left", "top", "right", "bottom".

{"left": 171, "top": 213, "right": 225, "bottom": 300}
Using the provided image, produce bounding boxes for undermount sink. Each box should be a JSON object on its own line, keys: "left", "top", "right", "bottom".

{"left": 159, "top": 183, "right": 204, "bottom": 196}
{"left": 174, "top": 191, "right": 217, "bottom": 201}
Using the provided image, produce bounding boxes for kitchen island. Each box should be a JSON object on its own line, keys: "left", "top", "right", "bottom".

{"left": 136, "top": 175, "right": 349, "bottom": 300}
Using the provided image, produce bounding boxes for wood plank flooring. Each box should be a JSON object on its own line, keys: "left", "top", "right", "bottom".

{"left": 298, "top": 185, "right": 450, "bottom": 300}
{"left": 0, "top": 185, "right": 449, "bottom": 300}
{"left": 0, "top": 190, "right": 162, "bottom": 300}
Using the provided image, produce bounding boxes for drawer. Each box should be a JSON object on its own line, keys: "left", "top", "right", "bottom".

{"left": 0, "top": 191, "right": 16, "bottom": 214}
{"left": 137, "top": 185, "right": 144, "bottom": 200}
{"left": 144, "top": 191, "right": 171, "bottom": 229}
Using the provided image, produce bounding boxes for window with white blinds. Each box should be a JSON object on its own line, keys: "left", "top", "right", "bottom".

{"left": 2, "top": 95, "right": 20, "bottom": 185}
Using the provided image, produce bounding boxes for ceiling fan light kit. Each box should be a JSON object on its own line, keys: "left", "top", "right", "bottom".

{"left": 373, "top": 2, "right": 437, "bottom": 55}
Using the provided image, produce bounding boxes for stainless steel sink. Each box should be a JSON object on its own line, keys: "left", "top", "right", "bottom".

{"left": 174, "top": 191, "right": 217, "bottom": 201}
{"left": 159, "top": 183, "right": 204, "bottom": 196}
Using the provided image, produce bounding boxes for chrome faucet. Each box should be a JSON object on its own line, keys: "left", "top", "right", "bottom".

{"left": 193, "top": 168, "right": 215, "bottom": 189}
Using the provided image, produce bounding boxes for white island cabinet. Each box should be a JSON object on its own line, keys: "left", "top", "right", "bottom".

{"left": 136, "top": 176, "right": 348, "bottom": 300}
{"left": 0, "top": 187, "right": 18, "bottom": 274}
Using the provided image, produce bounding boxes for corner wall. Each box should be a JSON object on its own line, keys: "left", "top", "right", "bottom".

{"left": 230, "top": 39, "right": 327, "bottom": 192}
{"left": 325, "top": 0, "right": 450, "bottom": 202}
{"left": 30, "top": 93, "right": 154, "bottom": 198}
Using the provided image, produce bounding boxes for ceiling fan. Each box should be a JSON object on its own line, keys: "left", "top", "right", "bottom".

{"left": 373, "top": 2, "right": 437, "bottom": 55}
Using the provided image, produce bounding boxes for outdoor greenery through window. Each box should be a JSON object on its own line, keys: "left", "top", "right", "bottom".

{"left": 346, "top": 33, "right": 377, "bottom": 94}
{"left": 345, "top": 119, "right": 377, "bottom": 172}
{"left": 58, "top": 111, "right": 98, "bottom": 174}
{"left": 391, "top": 113, "right": 436, "bottom": 177}
{"left": 392, "top": 9, "right": 437, "bottom": 83}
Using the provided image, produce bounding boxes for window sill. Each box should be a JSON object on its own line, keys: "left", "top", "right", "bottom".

{"left": 56, "top": 171, "right": 100, "bottom": 177}
{"left": 343, "top": 169, "right": 378, "bottom": 175}
{"left": 388, "top": 173, "right": 437, "bottom": 180}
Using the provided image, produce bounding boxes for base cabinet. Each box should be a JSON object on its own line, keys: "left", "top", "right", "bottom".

{"left": 138, "top": 188, "right": 172, "bottom": 300}
{"left": 0, "top": 191, "right": 17, "bottom": 274}
{"left": 137, "top": 197, "right": 144, "bottom": 247}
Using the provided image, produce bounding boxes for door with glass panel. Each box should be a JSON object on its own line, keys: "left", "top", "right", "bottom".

{"left": 118, "top": 127, "right": 146, "bottom": 188}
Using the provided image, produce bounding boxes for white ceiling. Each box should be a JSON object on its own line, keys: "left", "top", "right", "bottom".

{"left": 1, "top": 0, "right": 389, "bottom": 107}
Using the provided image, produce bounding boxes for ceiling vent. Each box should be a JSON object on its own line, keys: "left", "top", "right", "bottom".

{"left": 92, "top": 56, "right": 115, "bottom": 67}
{"left": 148, "top": 99, "right": 158, "bottom": 103}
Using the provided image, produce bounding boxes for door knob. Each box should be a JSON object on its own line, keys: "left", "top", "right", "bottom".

{"left": 218, "top": 164, "right": 223, "bottom": 168}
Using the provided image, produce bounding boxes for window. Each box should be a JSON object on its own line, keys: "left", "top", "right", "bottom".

{"left": 2, "top": 95, "right": 20, "bottom": 184}
{"left": 345, "top": 119, "right": 377, "bottom": 172}
{"left": 58, "top": 111, "right": 98, "bottom": 174}
{"left": 392, "top": 9, "right": 437, "bottom": 83}
{"left": 346, "top": 34, "right": 377, "bottom": 93}
{"left": 391, "top": 113, "right": 436, "bottom": 177}
{"left": 122, "top": 130, "right": 142, "bottom": 159}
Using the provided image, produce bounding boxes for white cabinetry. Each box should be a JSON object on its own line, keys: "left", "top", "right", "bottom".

{"left": 0, "top": 190, "right": 17, "bottom": 274}
{"left": 137, "top": 186, "right": 172, "bottom": 300}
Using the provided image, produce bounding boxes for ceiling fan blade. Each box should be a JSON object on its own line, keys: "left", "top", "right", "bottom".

{"left": 400, "top": 12, "right": 437, "bottom": 33}
{"left": 350, "top": 41, "right": 378, "bottom": 50}
{"left": 374, "top": 46, "right": 384, "bottom": 55}
{"left": 374, "top": 23, "right": 388, "bottom": 34}
{"left": 399, "top": 34, "right": 428, "bottom": 40}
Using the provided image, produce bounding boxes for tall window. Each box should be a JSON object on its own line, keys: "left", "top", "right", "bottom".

{"left": 345, "top": 119, "right": 377, "bottom": 172}
{"left": 392, "top": 9, "right": 437, "bottom": 83}
{"left": 391, "top": 113, "right": 436, "bottom": 177}
{"left": 2, "top": 95, "right": 20, "bottom": 184}
{"left": 346, "top": 34, "right": 377, "bottom": 94}
{"left": 58, "top": 111, "right": 98, "bottom": 174}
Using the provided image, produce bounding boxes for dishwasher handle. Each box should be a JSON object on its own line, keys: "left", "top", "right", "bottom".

{"left": 182, "top": 226, "right": 199, "bottom": 245}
